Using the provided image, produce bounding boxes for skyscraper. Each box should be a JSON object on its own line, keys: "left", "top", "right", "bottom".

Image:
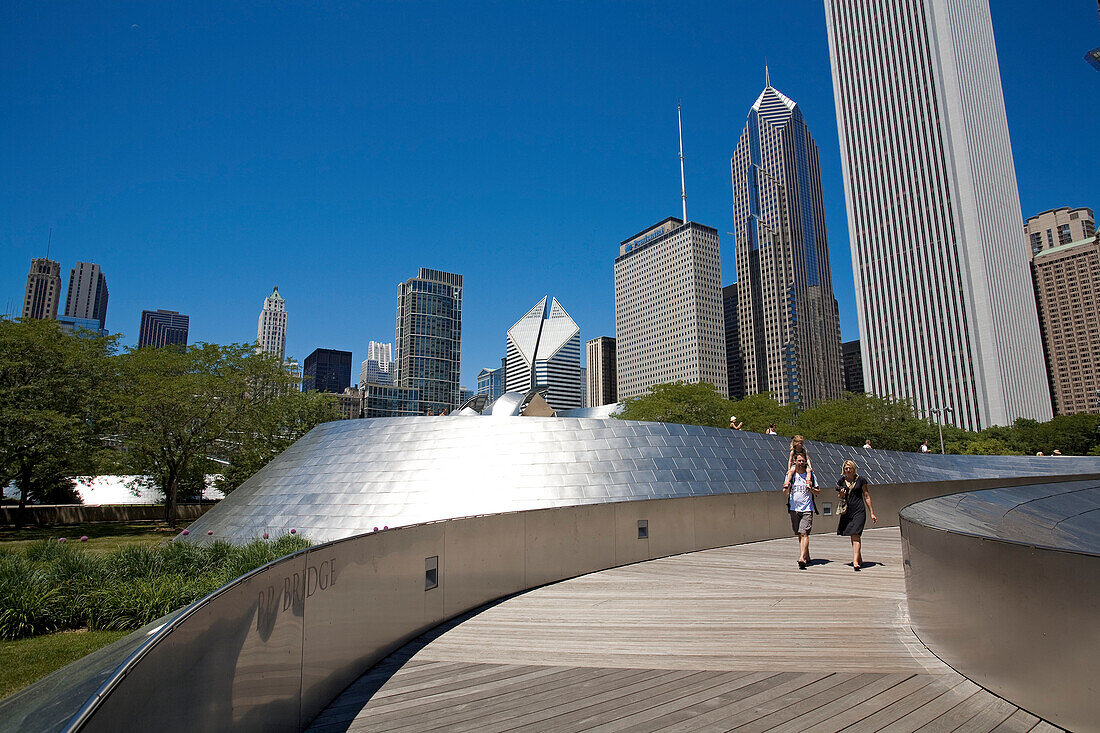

{"left": 476, "top": 367, "right": 504, "bottom": 402}
{"left": 585, "top": 336, "right": 617, "bottom": 407}
{"left": 359, "top": 341, "right": 394, "bottom": 386}
{"left": 842, "top": 340, "right": 864, "bottom": 394}
{"left": 22, "top": 258, "right": 62, "bottom": 320}
{"left": 303, "top": 348, "right": 353, "bottom": 394}
{"left": 394, "top": 268, "right": 462, "bottom": 414}
{"left": 722, "top": 285, "right": 745, "bottom": 401}
{"left": 256, "top": 286, "right": 287, "bottom": 361}
{"left": 825, "top": 0, "right": 1052, "bottom": 430}
{"left": 614, "top": 217, "right": 727, "bottom": 400}
{"left": 1031, "top": 232, "right": 1100, "bottom": 415}
{"left": 138, "top": 310, "right": 189, "bottom": 348}
{"left": 1025, "top": 207, "right": 1095, "bottom": 255}
{"left": 63, "top": 262, "right": 108, "bottom": 330}
{"left": 505, "top": 296, "right": 582, "bottom": 410}
{"left": 730, "top": 78, "right": 843, "bottom": 408}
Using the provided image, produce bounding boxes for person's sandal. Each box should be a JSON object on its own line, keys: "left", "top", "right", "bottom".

{"left": 798, "top": 560, "right": 807, "bottom": 570}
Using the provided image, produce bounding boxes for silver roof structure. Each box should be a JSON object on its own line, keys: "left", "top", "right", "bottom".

{"left": 184, "top": 416, "right": 1100, "bottom": 544}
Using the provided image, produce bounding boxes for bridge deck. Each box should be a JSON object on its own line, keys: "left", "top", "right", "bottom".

{"left": 307, "top": 528, "right": 1060, "bottom": 732}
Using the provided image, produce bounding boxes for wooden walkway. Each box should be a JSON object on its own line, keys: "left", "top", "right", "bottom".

{"left": 306, "top": 528, "right": 1060, "bottom": 732}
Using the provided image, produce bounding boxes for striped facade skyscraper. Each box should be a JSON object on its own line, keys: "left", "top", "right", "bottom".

{"left": 614, "top": 218, "right": 727, "bottom": 400}
{"left": 824, "top": 0, "right": 1052, "bottom": 430}
{"left": 730, "top": 78, "right": 843, "bottom": 408}
{"left": 257, "top": 286, "right": 287, "bottom": 361}
{"left": 22, "top": 258, "right": 62, "bottom": 320}
{"left": 505, "top": 296, "right": 582, "bottom": 410}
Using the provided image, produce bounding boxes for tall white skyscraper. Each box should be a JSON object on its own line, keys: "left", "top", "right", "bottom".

{"left": 614, "top": 218, "right": 727, "bottom": 400}
{"left": 731, "top": 78, "right": 843, "bottom": 408}
{"left": 257, "top": 286, "right": 287, "bottom": 361}
{"left": 63, "top": 262, "right": 109, "bottom": 330}
{"left": 505, "top": 296, "right": 582, "bottom": 410}
{"left": 824, "top": 0, "right": 1051, "bottom": 430}
{"left": 359, "top": 341, "right": 394, "bottom": 386}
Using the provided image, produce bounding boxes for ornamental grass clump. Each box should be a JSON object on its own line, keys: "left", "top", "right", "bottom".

{"left": 0, "top": 534, "right": 309, "bottom": 640}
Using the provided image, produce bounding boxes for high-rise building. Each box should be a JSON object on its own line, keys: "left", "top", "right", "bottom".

{"left": 336, "top": 387, "right": 362, "bottom": 420}
{"left": 477, "top": 367, "right": 504, "bottom": 402}
{"left": 722, "top": 285, "right": 744, "bottom": 401}
{"left": 359, "top": 341, "right": 394, "bottom": 386}
{"left": 138, "top": 310, "right": 189, "bottom": 348}
{"left": 614, "top": 217, "right": 727, "bottom": 400}
{"left": 361, "top": 384, "right": 421, "bottom": 418}
{"left": 1032, "top": 233, "right": 1100, "bottom": 415}
{"left": 1025, "top": 207, "right": 1095, "bottom": 255}
{"left": 585, "top": 336, "right": 617, "bottom": 407}
{"left": 730, "top": 78, "right": 843, "bottom": 408}
{"left": 394, "top": 268, "right": 462, "bottom": 414}
{"left": 302, "top": 348, "right": 353, "bottom": 394}
{"left": 824, "top": 0, "right": 1052, "bottom": 430}
{"left": 842, "top": 340, "right": 864, "bottom": 394}
{"left": 57, "top": 316, "right": 108, "bottom": 338}
{"left": 63, "top": 262, "right": 108, "bottom": 330}
{"left": 505, "top": 296, "right": 582, "bottom": 410}
{"left": 22, "top": 258, "right": 62, "bottom": 320}
{"left": 256, "top": 286, "right": 287, "bottom": 361}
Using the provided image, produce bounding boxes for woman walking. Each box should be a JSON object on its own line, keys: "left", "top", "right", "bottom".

{"left": 836, "top": 460, "right": 877, "bottom": 570}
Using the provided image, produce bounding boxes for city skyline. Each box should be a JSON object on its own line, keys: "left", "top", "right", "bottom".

{"left": 2, "top": 2, "right": 1097, "bottom": 396}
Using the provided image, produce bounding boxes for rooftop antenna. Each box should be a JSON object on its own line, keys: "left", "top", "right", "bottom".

{"left": 677, "top": 101, "right": 688, "bottom": 223}
{"left": 765, "top": 64, "right": 770, "bottom": 88}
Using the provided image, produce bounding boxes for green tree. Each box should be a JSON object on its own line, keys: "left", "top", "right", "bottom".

{"left": 795, "top": 393, "right": 932, "bottom": 450}
{"left": 111, "top": 343, "right": 331, "bottom": 526}
{"left": 728, "top": 393, "right": 798, "bottom": 434}
{"left": 0, "top": 318, "right": 116, "bottom": 522}
{"left": 615, "top": 382, "right": 733, "bottom": 428}
{"left": 215, "top": 386, "right": 338, "bottom": 494}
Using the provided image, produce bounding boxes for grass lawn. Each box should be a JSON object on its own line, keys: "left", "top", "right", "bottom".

{"left": 0, "top": 629, "right": 130, "bottom": 700}
{"left": 0, "top": 520, "right": 177, "bottom": 553}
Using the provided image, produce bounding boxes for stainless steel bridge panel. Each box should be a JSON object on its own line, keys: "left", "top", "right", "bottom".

{"left": 900, "top": 481, "right": 1100, "bottom": 732}
{"left": 181, "top": 416, "right": 1100, "bottom": 545}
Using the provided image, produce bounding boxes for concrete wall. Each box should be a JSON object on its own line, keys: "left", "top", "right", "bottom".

{"left": 0, "top": 503, "right": 213, "bottom": 526}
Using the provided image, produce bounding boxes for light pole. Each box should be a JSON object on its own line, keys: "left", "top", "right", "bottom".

{"left": 930, "top": 407, "right": 954, "bottom": 455}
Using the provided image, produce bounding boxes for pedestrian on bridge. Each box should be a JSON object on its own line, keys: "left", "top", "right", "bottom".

{"left": 783, "top": 453, "right": 819, "bottom": 570}
{"left": 836, "top": 459, "right": 877, "bottom": 571}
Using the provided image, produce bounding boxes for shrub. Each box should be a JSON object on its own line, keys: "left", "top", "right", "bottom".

{"left": 0, "top": 535, "right": 310, "bottom": 640}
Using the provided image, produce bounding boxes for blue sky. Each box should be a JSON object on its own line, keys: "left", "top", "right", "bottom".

{"left": 3, "top": 1, "right": 1098, "bottom": 389}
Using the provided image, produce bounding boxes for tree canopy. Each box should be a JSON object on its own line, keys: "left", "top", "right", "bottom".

{"left": 0, "top": 318, "right": 117, "bottom": 519}
{"left": 614, "top": 380, "right": 1100, "bottom": 456}
{"left": 616, "top": 382, "right": 733, "bottom": 428}
{"left": 1, "top": 318, "right": 339, "bottom": 521}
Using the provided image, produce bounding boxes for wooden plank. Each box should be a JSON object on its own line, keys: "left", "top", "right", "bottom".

{"left": 305, "top": 529, "right": 1062, "bottom": 733}
{"left": 990, "top": 708, "right": 1042, "bottom": 733}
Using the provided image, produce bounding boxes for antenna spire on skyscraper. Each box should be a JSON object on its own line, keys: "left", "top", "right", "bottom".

{"left": 678, "top": 102, "right": 687, "bottom": 223}
{"left": 765, "top": 64, "right": 770, "bottom": 88}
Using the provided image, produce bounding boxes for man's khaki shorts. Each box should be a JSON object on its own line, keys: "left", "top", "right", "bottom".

{"left": 790, "top": 510, "right": 813, "bottom": 535}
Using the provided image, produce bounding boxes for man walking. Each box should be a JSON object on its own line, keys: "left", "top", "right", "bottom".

{"left": 783, "top": 454, "right": 819, "bottom": 569}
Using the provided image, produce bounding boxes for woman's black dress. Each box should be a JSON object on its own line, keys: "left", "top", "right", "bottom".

{"left": 836, "top": 476, "right": 868, "bottom": 536}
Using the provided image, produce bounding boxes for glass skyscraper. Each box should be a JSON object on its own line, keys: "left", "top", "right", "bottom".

{"left": 730, "top": 79, "right": 843, "bottom": 408}
{"left": 394, "top": 268, "right": 462, "bottom": 414}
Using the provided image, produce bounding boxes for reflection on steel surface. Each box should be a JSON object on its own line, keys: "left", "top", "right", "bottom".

{"left": 182, "top": 415, "right": 1100, "bottom": 544}
{"left": 900, "top": 481, "right": 1100, "bottom": 732}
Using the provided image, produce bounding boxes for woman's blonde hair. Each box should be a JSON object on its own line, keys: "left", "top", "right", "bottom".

{"left": 842, "top": 459, "right": 858, "bottom": 473}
